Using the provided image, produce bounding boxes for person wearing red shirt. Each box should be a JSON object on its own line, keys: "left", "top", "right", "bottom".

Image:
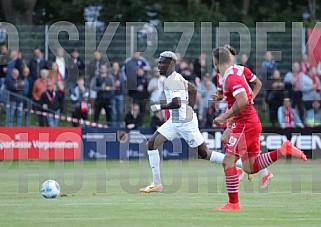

{"left": 214, "top": 45, "right": 273, "bottom": 189}
{"left": 212, "top": 46, "right": 307, "bottom": 211}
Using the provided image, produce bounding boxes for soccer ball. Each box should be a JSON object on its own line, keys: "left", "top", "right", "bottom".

{"left": 40, "top": 180, "right": 60, "bottom": 199}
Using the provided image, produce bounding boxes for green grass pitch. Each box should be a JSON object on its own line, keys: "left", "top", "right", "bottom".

{"left": 0, "top": 160, "right": 321, "bottom": 227}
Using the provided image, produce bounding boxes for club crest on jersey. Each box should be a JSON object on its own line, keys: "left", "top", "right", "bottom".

{"left": 231, "top": 123, "right": 236, "bottom": 129}
{"left": 227, "top": 136, "right": 238, "bottom": 147}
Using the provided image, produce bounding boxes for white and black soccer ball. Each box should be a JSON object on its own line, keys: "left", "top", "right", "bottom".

{"left": 40, "top": 180, "right": 60, "bottom": 199}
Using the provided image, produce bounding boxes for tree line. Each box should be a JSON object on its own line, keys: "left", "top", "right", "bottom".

{"left": 0, "top": 0, "right": 319, "bottom": 26}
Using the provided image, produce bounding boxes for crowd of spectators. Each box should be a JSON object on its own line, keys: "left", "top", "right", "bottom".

{"left": 1, "top": 44, "right": 321, "bottom": 129}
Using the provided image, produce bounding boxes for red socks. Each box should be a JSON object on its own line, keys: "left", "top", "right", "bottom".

{"left": 253, "top": 149, "right": 282, "bottom": 173}
{"left": 225, "top": 166, "right": 239, "bottom": 204}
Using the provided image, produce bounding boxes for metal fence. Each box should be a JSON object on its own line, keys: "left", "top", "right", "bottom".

{"left": 2, "top": 24, "right": 305, "bottom": 72}
{"left": 0, "top": 24, "right": 308, "bottom": 127}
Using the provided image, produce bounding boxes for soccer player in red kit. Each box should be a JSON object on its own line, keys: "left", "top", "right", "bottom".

{"left": 214, "top": 45, "right": 273, "bottom": 189}
{"left": 212, "top": 47, "right": 307, "bottom": 211}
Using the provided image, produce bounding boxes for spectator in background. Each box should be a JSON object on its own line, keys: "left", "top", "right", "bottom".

{"left": 301, "top": 53, "right": 311, "bottom": 74}
{"left": 70, "top": 77, "right": 89, "bottom": 127}
{"left": 0, "top": 45, "right": 10, "bottom": 81}
{"left": 55, "top": 47, "right": 67, "bottom": 80}
{"left": 22, "top": 67, "right": 31, "bottom": 122}
{"left": 278, "top": 98, "right": 304, "bottom": 128}
{"left": 193, "top": 53, "right": 207, "bottom": 79}
{"left": 175, "top": 52, "right": 182, "bottom": 73}
{"left": 265, "top": 70, "right": 285, "bottom": 127}
{"left": 197, "top": 73, "right": 217, "bottom": 127}
{"left": 307, "top": 66, "right": 321, "bottom": 97}
{"left": 112, "top": 62, "right": 126, "bottom": 126}
{"left": 66, "top": 48, "right": 85, "bottom": 91}
{"left": 239, "top": 53, "right": 254, "bottom": 72}
{"left": 89, "top": 71, "right": 98, "bottom": 116}
{"left": 40, "top": 80, "right": 62, "bottom": 127}
{"left": 305, "top": 99, "right": 321, "bottom": 127}
{"left": 5, "top": 68, "right": 25, "bottom": 126}
{"left": 93, "top": 64, "right": 114, "bottom": 125}
{"left": 128, "top": 66, "right": 148, "bottom": 118}
{"left": 32, "top": 69, "right": 49, "bottom": 126}
{"left": 180, "top": 60, "right": 196, "bottom": 84}
{"left": 87, "top": 51, "right": 107, "bottom": 84}
{"left": 150, "top": 110, "right": 164, "bottom": 132}
{"left": 111, "top": 62, "right": 126, "bottom": 127}
{"left": 298, "top": 66, "right": 315, "bottom": 112}
{"left": 125, "top": 103, "right": 143, "bottom": 130}
{"left": 122, "top": 51, "right": 150, "bottom": 91}
{"left": 206, "top": 101, "right": 223, "bottom": 128}
{"left": 50, "top": 62, "right": 65, "bottom": 112}
{"left": 148, "top": 67, "right": 165, "bottom": 105}
{"left": 50, "top": 62, "right": 65, "bottom": 93}
{"left": 262, "top": 51, "right": 277, "bottom": 79}
{"left": 22, "top": 67, "right": 30, "bottom": 98}
{"left": 6, "top": 50, "right": 23, "bottom": 81}
{"left": 17, "top": 50, "right": 25, "bottom": 66}
{"left": 28, "top": 47, "right": 48, "bottom": 84}
{"left": 284, "top": 62, "right": 306, "bottom": 121}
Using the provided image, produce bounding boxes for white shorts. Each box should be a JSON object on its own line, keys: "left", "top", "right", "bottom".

{"left": 157, "top": 113, "right": 204, "bottom": 148}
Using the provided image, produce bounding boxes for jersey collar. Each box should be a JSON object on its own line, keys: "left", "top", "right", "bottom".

{"left": 221, "top": 65, "right": 234, "bottom": 84}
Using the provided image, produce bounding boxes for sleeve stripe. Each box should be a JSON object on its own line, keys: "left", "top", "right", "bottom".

{"left": 249, "top": 74, "right": 257, "bottom": 82}
{"left": 232, "top": 88, "right": 246, "bottom": 97}
{"left": 217, "top": 87, "right": 223, "bottom": 91}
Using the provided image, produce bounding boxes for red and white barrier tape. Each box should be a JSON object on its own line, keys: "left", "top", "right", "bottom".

{"left": 5, "top": 103, "right": 108, "bottom": 128}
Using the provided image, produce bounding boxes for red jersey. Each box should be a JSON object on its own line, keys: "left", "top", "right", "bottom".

{"left": 217, "top": 65, "right": 256, "bottom": 92}
{"left": 222, "top": 65, "right": 259, "bottom": 123}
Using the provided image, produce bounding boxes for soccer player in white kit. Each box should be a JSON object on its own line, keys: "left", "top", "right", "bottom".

{"left": 140, "top": 51, "right": 241, "bottom": 193}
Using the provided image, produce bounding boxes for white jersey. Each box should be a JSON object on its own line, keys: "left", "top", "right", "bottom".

{"left": 163, "top": 72, "right": 194, "bottom": 123}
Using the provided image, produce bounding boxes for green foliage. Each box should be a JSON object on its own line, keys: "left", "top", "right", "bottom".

{"left": 33, "top": 0, "right": 90, "bottom": 25}
{"left": 1, "top": 0, "right": 321, "bottom": 26}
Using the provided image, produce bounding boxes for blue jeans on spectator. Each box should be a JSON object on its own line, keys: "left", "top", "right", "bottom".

{"left": 6, "top": 101, "right": 23, "bottom": 127}
{"left": 47, "top": 110, "right": 60, "bottom": 127}
{"left": 0, "top": 78, "right": 7, "bottom": 103}
{"left": 111, "top": 95, "right": 124, "bottom": 127}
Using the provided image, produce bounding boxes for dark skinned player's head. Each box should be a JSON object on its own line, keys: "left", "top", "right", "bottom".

{"left": 157, "top": 51, "right": 177, "bottom": 76}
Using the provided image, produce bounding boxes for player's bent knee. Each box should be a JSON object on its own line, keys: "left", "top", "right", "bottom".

{"left": 223, "top": 154, "right": 237, "bottom": 169}
{"left": 242, "top": 166, "right": 254, "bottom": 174}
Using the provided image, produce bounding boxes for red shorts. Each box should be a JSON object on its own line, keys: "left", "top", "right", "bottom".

{"left": 225, "top": 122, "right": 262, "bottom": 160}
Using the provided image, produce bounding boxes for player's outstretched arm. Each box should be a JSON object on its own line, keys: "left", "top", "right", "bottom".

{"left": 251, "top": 77, "right": 262, "bottom": 100}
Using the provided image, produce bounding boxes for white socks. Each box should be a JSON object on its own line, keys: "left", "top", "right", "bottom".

{"left": 209, "top": 151, "right": 243, "bottom": 168}
{"left": 148, "top": 149, "right": 161, "bottom": 185}
{"left": 259, "top": 168, "right": 268, "bottom": 177}
{"left": 209, "top": 151, "right": 224, "bottom": 164}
